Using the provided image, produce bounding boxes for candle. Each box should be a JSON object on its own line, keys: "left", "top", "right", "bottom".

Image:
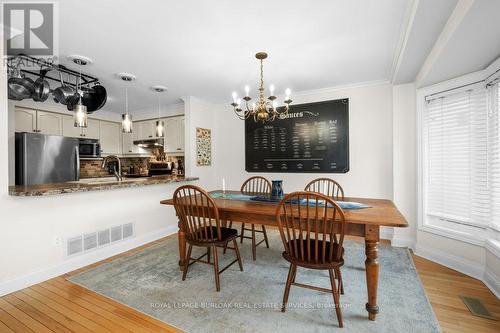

{"left": 245, "top": 85, "right": 250, "bottom": 97}
{"left": 285, "top": 88, "right": 291, "bottom": 100}
{"left": 232, "top": 92, "right": 237, "bottom": 103}
{"left": 222, "top": 178, "right": 226, "bottom": 193}
{"left": 269, "top": 84, "right": 275, "bottom": 96}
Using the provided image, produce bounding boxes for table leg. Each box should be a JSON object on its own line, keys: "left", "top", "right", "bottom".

{"left": 178, "top": 220, "right": 186, "bottom": 271}
{"left": 365, "top": 225, "right": 380, "bottom": 321}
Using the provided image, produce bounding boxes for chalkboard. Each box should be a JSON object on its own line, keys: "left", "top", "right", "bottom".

{"left": 245, "top": 99, "right": 349, "bottom": 173}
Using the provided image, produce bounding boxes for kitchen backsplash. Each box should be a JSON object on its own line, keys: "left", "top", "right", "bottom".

{"left": 80, "top": 155, "right": 184, "bottom": 178}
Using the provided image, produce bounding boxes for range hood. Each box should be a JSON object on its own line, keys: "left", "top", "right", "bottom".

{"left": 133, "top": 138, "right": 164, "bottom": 148}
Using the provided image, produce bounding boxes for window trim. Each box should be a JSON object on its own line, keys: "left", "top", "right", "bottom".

{"left": 417, "top": 68, "right": 499, "bottom": 246}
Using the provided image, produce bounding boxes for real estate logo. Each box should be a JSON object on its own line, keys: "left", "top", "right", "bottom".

{"left": 2, "top": 1, "right": 59, "bottom": 65}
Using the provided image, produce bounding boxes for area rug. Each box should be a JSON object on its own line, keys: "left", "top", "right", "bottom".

{"left": 68, "top": 230, "right": 441, "bottom": 333}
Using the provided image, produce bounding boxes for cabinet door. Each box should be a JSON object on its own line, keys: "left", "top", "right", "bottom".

{"left": 122, "top": 132, "right": 138, "bottom": 154}
{"left": 62, "top": 115, "right": 82, "bottom": 138}
{"left": 99, "top": 121, "right": 121, "bottom": 154}
{"left": 82, "top": 119, "right": 100, "bottom": 139}
{"left": 177, "top": 117, "right": 185, "bottom": 152}
{"left": 137, "top": 121, "right": 155, "bottom": 139}
{"left": 37, "top": 111, "right": 62, "bottom": 135}
{"left": 164, "top": 118, "right": 179, "bottom": 153}
{"left": 15, "top": 107, "right": 37, "bottom": 133}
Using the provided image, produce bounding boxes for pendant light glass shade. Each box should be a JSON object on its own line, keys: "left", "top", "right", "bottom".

{"left": 122, "top": 113, "right": 133, "bottom": 133}
{"left": 121, "top": 85, "right": 134, "bottom": 133}
{"left": 155, "top": 120, "right": 164, "bottom": 137}
{"left": 74, "top": 99, "right": 88, "bottom": 128}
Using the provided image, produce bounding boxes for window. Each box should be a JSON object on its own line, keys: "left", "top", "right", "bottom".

{"left": 422, "top": 80, "right": 500, "bottom": 236}
{"left": 424, "top": 87, "right": 488, "bottom": 228}
{"left": 488, "top": 82, "right": 500, "bottom": 231}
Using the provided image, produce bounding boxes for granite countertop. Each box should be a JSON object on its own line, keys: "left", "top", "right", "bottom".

{"left": 9, "top": 175, "right": 199, "bottom": 197}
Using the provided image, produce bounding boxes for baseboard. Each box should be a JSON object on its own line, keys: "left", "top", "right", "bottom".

{"left": 483, "top": 267, "right": 500, "bottom": 299}
{"left": 0, "top": 225, "right": 177, "bottom": 297}
{"left": 391, "top": 236, "right": 416, "bottom": 250}
{"left": 415, "top": 244, "right": 484, "bottom": 280}
{"left": 380, "top": 227, "right": 394, "bottom": 240}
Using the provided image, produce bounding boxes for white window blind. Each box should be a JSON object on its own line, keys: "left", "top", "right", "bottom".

{"left": 488, "top": 83, "right": 500, "bottom": 231}
{"left": 424, "top": 88, "right": 488, "bottom": 227}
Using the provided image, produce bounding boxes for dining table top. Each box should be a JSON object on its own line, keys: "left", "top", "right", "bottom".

{"left": 160, "top": 190, "right": 408, "bottom": 228}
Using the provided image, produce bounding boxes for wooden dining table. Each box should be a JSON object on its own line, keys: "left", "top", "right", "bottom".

{"left": 160, "top": 190, "right": 408, "bottom": 321}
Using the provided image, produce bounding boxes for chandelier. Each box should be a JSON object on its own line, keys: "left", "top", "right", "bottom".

{"left": 230, "top": 52, "right": 292, "bottom": 122}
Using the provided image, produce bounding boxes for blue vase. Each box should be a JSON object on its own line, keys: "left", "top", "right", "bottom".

{"left": 271, "top": 180, "right": 284, "bottom": 199}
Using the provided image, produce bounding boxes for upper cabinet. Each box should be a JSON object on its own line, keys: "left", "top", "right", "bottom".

{"left": 14, "top": 107, "right": 62, "bottom": 135}
{"left": 62, "top": 116, "right": 100, "bottom": 139}
{"left": 14, "top": 107, "right": 36, "bottom": 133}
{"left": 164, "top": 116, "right": 185, "bottom": 154}
{"left": 99, "top": 121, "right": 121, "bottom": 155}
{"left": 136, "top": 120, "right": 156, "bottom": 140}
{"left": 82, "top": 119, "right": 100, "bottom": 139}
{"left": 37, "top": 111, "right": 62, "bottom": 135}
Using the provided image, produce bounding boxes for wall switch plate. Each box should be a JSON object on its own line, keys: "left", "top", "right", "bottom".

{"left": 54, "top": 235, "right": 62, "bottom": 246}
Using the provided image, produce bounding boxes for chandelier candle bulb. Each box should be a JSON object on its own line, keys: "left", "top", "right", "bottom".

{"left": 270, "top": 84, "right": 275, "bottom": 95}
{"left": 245, "top": 85, "right": 250, "bottom": 97}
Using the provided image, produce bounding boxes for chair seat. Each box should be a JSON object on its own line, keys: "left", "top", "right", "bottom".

{"left": 187, "top": 226, "right": 238, "bottom": 245}
{"left": 282, "top": 239, "right": 344, "bottom": 269}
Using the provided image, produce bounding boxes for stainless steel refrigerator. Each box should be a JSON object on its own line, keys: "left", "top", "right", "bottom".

{"left": 15, "top": 132, "right": 80, "bottom": 185}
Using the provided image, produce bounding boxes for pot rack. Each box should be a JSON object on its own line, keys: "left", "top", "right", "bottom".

{"left": 7, "top": 54, "right": 100, "bottom": 88}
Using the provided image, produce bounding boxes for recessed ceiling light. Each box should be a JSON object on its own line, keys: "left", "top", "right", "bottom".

{"left": 67, "top": 55, "right": 93, "bottom": 66}
{"left": 116, "top": 72, "right": 137, "bottom": 81}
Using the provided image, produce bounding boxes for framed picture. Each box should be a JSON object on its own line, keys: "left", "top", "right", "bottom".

{"left": 196, "top": 127, "right": 212, "bottom": 166}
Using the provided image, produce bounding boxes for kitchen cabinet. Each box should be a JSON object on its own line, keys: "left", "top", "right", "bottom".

{"left": 164, "top": 116, "right": 184, "bottom": 154}
{"left": 136, "top": 120, "right": 156, "bottom": 140}
{"left": 37, "top": 111, "right": 62, "bottom": 135}
{"left": 62, "top": 115, "right": 81, "bottom": 137}
{"left": 82, "top": 119, "right": 100, "bottom": 139}
{"left": 14, "top": 107, "right": 37, "bottom": 133}
{"left": 99, "top": 121, "right": 121, "bottom": 154}
{"left": 63, "top": 117, "right": 100, "bottom": 139}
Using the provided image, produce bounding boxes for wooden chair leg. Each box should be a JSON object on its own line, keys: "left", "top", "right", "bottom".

{"left": 335, "top": 267, "right": 344, "bottom": 295}
{"left": 328, "top": 269, "right": 343, "bottom": 328}
{"left": 240, "top": 223, "right": 245, "bottom": 243}
{"left": 281, "top": 264, "right": 295, "bottom": 313}
{"left": 251, "top": 224, "right": 256, "bottom": 261}
{"left": 212, "top": 245, "right": 220, "bottom": 292}
{"left": 228, "top": 221, "right": 233, "bottom": 228}
{"left": 207, "top": 246, "right": 211, "bottom": 263}
{"left": 182, "top": 244, "right": 193, "bottom": 281}
{"left": 233, "top": 239, "right": 244, "bottom": 271}
{"left": 262, "top": 225, "right": 270, "bottom": 248}
{"left": 222, "top": 242, "right": 228, "bottom": 254}
{"left": 291, "top": 264, "right": 297, "bottom": 283}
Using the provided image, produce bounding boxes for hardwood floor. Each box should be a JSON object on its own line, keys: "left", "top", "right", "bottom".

{"left": 0, "top": 234, "right": 498, "bottom": 332}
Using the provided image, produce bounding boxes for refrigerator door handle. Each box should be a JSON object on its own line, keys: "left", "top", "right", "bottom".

{"left": 75, "top": 145, "right": 80, "bottom": 181}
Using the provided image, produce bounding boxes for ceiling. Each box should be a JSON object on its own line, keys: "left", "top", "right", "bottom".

{"left": 56, "top": 0, "right": 412, "bottom": 114}
{"left": 50, "top": 0, "right": 499, "bottom": 115}
{"left": 418, "top": 0, "right": 500, "bottom": 86}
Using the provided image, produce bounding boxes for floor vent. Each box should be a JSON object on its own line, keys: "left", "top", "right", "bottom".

{"left": 459, "top": 295, "right": 498, "bottom": 321}
{"left": 66, "top": 223, "right": 134, "bottom": 256}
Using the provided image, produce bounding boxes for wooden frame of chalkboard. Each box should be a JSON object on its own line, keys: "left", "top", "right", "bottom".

{"left": 245, "top": 98, "right": 349, "bottom": 173}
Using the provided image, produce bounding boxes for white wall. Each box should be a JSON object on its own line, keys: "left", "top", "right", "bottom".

{"left": 392, "top": 83, "right": 417, "bottom": 247}
{"left": 183, "top": 96, "right": 220, "bottom": 190}
{"left": 214, "top": 83, "right": 395, "bottom": 200}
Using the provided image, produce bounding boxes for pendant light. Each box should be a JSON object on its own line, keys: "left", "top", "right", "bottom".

{"left": 116, "top": 73, "right": 136, "bottom": 133}
{"left": 122, "top": 87, "right": 133, "bottom": 133}
{"left": 73, "top": 58, "right": 88, "bottom": 128}
{"left": 151, "top": 86, "right": 167, "bottom": 138}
